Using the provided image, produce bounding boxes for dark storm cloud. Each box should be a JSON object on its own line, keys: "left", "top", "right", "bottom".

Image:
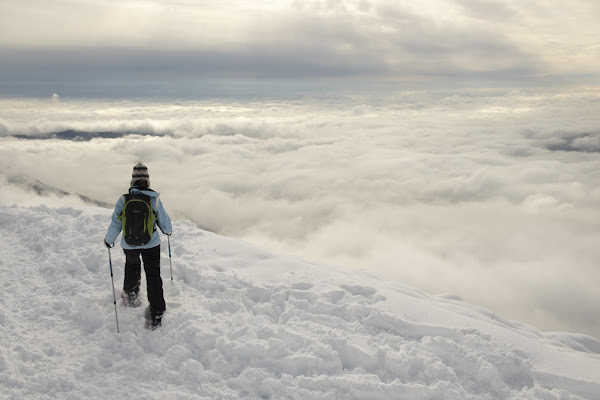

{"left": 4, "top": 0, "right": 597, "bottom": 96}
{"left": 0, "top": 46, "right": 390, "bottom": 98}
{"left": 0, "top": 47, "right": 384, "bottom": 80}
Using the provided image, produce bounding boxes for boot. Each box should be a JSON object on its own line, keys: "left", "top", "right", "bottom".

{"left": 121, "top": 291, "right": 141, "bottom": 308}
{"left": 151, "top": 311, "right": 163, "bottom": 330}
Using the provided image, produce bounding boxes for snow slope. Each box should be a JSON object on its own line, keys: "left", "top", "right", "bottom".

{"left": 0, "top": 204, "right": 599, "bottom": 399}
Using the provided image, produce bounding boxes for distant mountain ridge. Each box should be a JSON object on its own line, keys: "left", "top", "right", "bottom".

{"left": 15, "top": 129, "right": 165, "bottom": 141}
{"left": 6, "top": 174, "right": 113, "bottom": 208}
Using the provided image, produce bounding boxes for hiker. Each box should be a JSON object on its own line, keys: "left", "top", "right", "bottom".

{"left": 104, "top": 162, "right": 172, "bottom": 329}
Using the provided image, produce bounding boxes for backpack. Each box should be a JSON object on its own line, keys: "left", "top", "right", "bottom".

{"left": 119, "top": 192, "right": 157, "bottom": 246}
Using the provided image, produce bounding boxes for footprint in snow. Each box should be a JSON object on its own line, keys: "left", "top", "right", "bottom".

{"left": 340, "top": 284, "right": 386, "bottom": 303}
{"left": 291, "top": 283, "right": 313, "bottom": 290}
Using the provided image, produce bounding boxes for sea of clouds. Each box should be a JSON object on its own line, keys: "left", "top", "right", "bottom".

{"left": 1, "top": 88, "right": 599, "bottom": 338}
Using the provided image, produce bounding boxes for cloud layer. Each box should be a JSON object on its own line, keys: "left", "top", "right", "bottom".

{"left": 2, "top": 88, "right": 600, "bottom": 338}
{"left": 2, "top": 0, "right": 600, "bottom": 96}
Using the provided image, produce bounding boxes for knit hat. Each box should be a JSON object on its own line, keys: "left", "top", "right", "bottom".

{"left": 130, "top": 161, "right": 150, "bottom": 187}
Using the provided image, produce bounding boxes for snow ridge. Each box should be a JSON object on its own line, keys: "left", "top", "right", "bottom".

{"left": 0, "top": 205, "right": 598, "bottom": 399}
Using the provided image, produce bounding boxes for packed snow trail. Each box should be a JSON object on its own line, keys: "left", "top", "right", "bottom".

{"left": 0, "top": 205, "right": 599, "bottom": 399}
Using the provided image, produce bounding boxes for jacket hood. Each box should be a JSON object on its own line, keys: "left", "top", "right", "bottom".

{"left": 129, "top": 187, "right": 160, "bottom": 198}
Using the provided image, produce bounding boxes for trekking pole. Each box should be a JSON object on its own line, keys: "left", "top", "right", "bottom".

{"left": 168, "top": 234, "right": 173, "bottom": 286}
{"left": 107, "top": 246, "right": 120, "bottom": 333}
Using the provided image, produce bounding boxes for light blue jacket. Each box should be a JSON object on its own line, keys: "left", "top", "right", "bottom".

{"left": 106, "top": 187, "right": 172, "bottom": 250}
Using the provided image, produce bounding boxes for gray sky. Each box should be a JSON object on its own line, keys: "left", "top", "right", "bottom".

{"left": 1, "top": 0, "right": 600, "bottom": 96}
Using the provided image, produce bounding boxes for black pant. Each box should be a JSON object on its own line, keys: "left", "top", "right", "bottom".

{"left": 123, "top": 245, "right": 165, "bottom": 317}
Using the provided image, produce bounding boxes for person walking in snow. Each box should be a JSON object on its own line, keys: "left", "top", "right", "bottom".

{"left": 104, "top": 162, "right": 172, "bottom": 329}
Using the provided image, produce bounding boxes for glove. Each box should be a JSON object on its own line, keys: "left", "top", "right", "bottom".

{"left": 104, "top": 238, "right": 114, "bottom": 248}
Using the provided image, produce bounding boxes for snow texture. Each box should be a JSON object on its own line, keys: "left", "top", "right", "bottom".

{"left": 0, "top": 204, "right": 599, "bottom": 399}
